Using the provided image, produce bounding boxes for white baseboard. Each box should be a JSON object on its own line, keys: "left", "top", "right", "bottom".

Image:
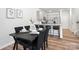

{"left": 0, "top": 41, "right": 14, "bottom": 49}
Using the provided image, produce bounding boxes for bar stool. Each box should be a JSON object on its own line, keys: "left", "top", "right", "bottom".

{"left": 53, "top": 26, "right": 60, "bottom": 37}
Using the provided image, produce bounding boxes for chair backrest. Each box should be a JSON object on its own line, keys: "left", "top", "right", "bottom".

{"left": 37, "top": 29, "right": 46, "bottom": 50}
{"left": 35, "top": 25, "right": 39, "bottom": 30}
{"left": 46, "top": 25, "right": 51, "bottom": 29}
{"left": 24, "top": 26, "right": 30, "bottom": 31}
{"left": 53, "top": 26, "right": 59, "bottom": 30}
{"left": 39, "top": 25, "right": 44, "bottom": 29}
{"left": 14, "top": 27, "right": 23, "bottom": 33}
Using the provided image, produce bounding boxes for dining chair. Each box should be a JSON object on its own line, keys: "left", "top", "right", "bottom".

{"left": 44, "top": 26, "right": 50, "bottom": 49}
{"left": 24, "top": 26, "right": 30, "bottom": 31}
{"left": 53, "top": 26, "right": 60, "bottom": 37}
{"left": 13, "top": 26, "right": 23, "bottom": 50}
{"left": 31, "top": 29, "right": 46, "bottom": 50}
{"left": 14, "top": 26, "right": 31, "bottom": 50}
{"left": 39, "top": 25, "right": 44, "bottom": 29}
{"left": 46, "top": 25, "right": 51, "bottom": 29}
{"left": 15, "top": 27, "right": 23, "bottom": 33}
{"left": 35, "top": 25, "right": 39, "bottom": 30}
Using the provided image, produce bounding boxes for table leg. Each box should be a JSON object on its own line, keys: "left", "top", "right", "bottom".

{"left": 23, "top": 46, "right": 26, "bottom": 50}
{"left": 16, "top": 43, "right": 18, "bottom": 50}
{"left": 13, "top": 42, "right": 16, "bottom": 50}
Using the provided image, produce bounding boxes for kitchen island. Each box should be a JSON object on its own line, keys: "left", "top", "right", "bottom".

{"left": 35, "top": 24, "right": 63, "bottom": 38}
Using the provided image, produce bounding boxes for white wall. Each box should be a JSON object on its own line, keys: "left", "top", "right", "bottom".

{"left": 70, "top": 8, "right": 79, "bottom": 35}
{"left": 0, "top": 8, "right": 38, "bottom": 49}
{"left": 37, "top": 9, "right": 48, "bottom": 22}
{"left": 47, "top": 12, "right": 60, "bottom": 24}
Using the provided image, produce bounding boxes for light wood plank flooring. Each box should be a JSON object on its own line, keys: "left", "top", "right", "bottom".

{"left": 2, "top": 29, "right": 79, "bottom": 50}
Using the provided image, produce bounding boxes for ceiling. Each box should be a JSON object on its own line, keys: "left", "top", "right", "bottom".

{"left": 40, "top": 8, "right": 70, "bottom": 13}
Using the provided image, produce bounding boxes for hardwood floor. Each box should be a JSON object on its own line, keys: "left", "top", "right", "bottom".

{"left": 2, "top": 29, "right": 79, "bottom": 50}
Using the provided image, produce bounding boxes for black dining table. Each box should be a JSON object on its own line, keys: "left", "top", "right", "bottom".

{"left": 9, "top": 32, "right": 38, "bottom": 43}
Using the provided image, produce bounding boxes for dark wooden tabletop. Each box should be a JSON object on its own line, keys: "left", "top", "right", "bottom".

{"left": 9, "top": 32, "right": 38, "bottom": 42}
